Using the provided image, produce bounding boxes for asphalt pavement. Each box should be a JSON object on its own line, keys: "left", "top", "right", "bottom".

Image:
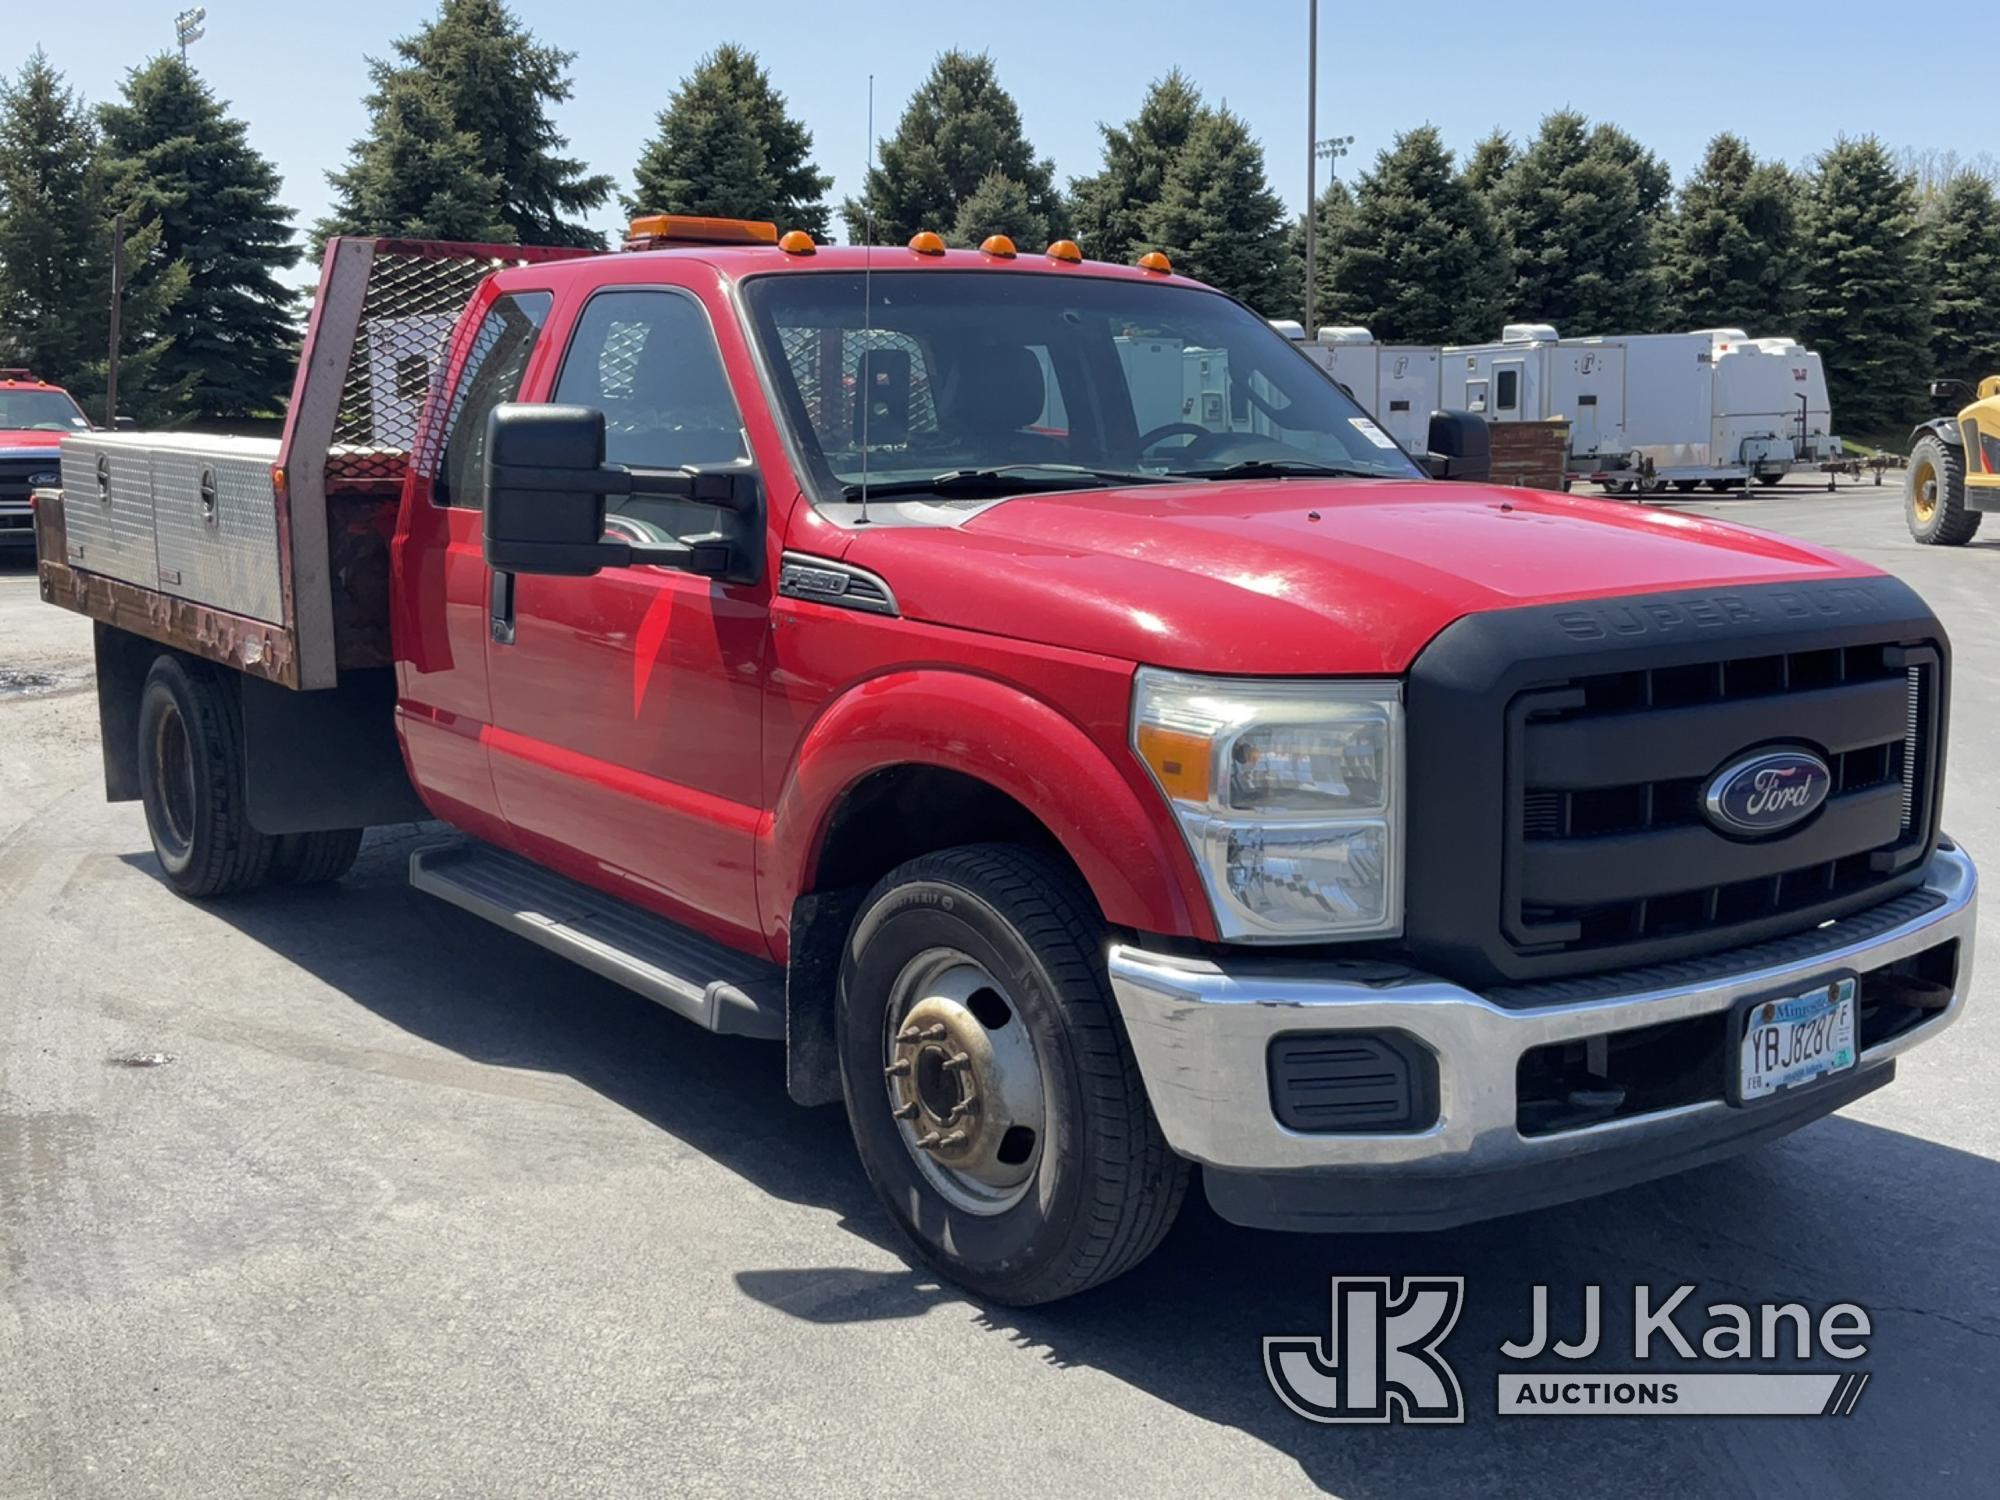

{"left": 4, "top": 473, "right": 1998, "bottom": 1498}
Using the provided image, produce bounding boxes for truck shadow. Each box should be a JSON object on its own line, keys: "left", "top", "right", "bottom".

{"left": 156, "top": 829, "right": 2000, "bottom": 1500}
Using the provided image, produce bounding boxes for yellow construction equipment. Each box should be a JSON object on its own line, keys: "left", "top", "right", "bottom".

{"left": 1907, "top": 375, "right": 2000, "bottom": 544}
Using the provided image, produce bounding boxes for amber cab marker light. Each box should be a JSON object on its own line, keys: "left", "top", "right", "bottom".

{"left": 979, "top": 234, "right": 1017, "bottom": 258}
{"left": 1138, "top": 250, "right": 1173, "bottom": 274}
{"left": 908, "top": 230, "right": 947, "bottom": 256}
{"left": 779, "top": 229, "right": 815, "bottom": 255}
{"left": 1046, "top": 239, "right": 1083, "bottom": 263}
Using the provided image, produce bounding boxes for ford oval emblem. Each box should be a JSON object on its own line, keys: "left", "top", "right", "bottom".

{"left": 1703, "top": 749, "right": 1832, "bottom": 836}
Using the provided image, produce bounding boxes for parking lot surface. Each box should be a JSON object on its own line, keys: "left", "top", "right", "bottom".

{"left": 4, "top": 476, "right": 1998, "bottom": 1498}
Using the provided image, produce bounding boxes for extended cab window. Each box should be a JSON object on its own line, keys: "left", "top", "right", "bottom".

{"left": 437, "top": 291, "right": 552, "bottom": 508}
{"left": 554, "top": 289, "right": 748, "bottom": 545}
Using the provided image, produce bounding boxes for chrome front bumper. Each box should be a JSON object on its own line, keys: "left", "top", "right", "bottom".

{"left": 1107, "top": 843, "right": 1976, "bottom": 1229}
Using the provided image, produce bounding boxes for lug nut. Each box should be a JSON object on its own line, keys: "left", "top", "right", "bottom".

{"left": 895, "top": 1025, "right": 923, "bottom": 1044}
{"left": 937, "top": 1129, "right": 968, "bottom": 1147}
{"left": 942, "top": 1052, "right": 972, "bottom": 1073}
{"left": 892, "top": 1101, "right": 918, "bottom": 1120}
{"left": 884, "top": 1059, "right": 911, "bottom": 1078}
{"left": 946, "top": 1100, "right": 976, "bottom": 1122}
{"left": 915, "top": 1130, "right": 942, "bottom": 1149}
{"left": 920, "top": 1023, "right": 948, "bottom": 1041}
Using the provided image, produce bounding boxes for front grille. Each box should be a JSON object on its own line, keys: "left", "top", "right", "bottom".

{"left": 1505, "top": 644, "right": 1939, "bottom": 961}
{"left": 0, "top": 454, "right": 59, "bottom": 506}
{"left": 1402, "top": 577, "right": 1949, "bottom": 987}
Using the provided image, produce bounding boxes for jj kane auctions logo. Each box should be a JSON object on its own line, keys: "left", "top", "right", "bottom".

{"left": 1267, "top": 1279, "right": 1873, "bottom": 1422}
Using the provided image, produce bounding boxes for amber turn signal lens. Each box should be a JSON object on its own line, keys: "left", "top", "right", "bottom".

{"left": 908, "top": 231, "right": 946, "bottom": 255}
{"left": 1135, "top": 723, "right": 1212, "bottom": 803}
{"left": 1138, "top": 250, "right": 1173, "bottom": 273}
{"left": 1046, "top": 239, "right": 1082, "bottom": 263}
{"left": 979, "top": 234, "right": 1017, "bottom": 257}
{"left": 779, "top": 229, "right": 815, "bottom": 255}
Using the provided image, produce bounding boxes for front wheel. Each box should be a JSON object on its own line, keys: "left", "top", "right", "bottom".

{"left": 1907, "top": 434, "right": 1980, "bottom": 545}
{"left": 837, "top": 844, "right": 1187, "bottom": 1304}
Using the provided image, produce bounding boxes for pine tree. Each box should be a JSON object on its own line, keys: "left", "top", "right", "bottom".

{"left": 841, "top": 51, "right": 1060, "bottom": 245}
{"left": 99, "top": 56, "right": 298, "bottom": 420}
{"left": 1282, "top": 179, "right": 1353, "bottom": 329}
{"left": 1069, "top": 70, "right": 1208, "bottom": 265}
{"left": 0, "top": 51, "right": 110, "bottom": 386}
{"left": 1463, "top": 130, "right": 1515, "bottom": 198}
{"left": 628, "top": 44, "right": 830, "bottom": 239}
{"left": 1659, "top": 134, "right": 1801, "bottom": 333}
{"left": 1491, "top": 110, "right": 1664, "bottom": 334}
{"left": 1920, "top": 172, "right": 2000, "bottom": 391}
{"left": 1142, "top": 106, "right": 1287, "bottom": 312}
{"left": 0, "top": 51, "right": 187, "bottom": 422}
{"left": 952, "top": 170, "right": 1050, "bottom": 248}
{"left": 319, "top": 70, "right": 506, "bottom": 247}
{"left": 1797, "top": 137, "right": 1932, "bottom": 435}
{"left": 1327, "top": 126, "right": 1509, "bottom": 344}
{"left": 320, "top": 0, "right": 611, "bottom": 248}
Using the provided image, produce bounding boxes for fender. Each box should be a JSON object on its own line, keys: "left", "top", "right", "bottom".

{"left": 759, "top": 668, "right": 1215, "bottom": 960}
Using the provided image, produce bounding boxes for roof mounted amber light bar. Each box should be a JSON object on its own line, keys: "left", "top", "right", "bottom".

{"left": 623, "top": 214, "right": 780, "bottom": 251}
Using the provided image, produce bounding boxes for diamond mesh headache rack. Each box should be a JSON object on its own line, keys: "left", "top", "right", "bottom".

{"left": 290, "top": 238, "right": 599, "bottom": 489}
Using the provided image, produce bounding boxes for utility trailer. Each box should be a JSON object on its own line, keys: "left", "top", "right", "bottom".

{"left": 1295, "top": 327, "right": 1441, "bottom": 453}
{"left": 1438, "top": 325, "right": 1627, "bottom": 480}
{"left": 35, "top": 236, "right": 594, "bottom": 839}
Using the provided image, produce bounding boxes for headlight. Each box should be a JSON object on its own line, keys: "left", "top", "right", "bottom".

{"left": 1132, "top": 668, "right": 1402, "bottom": 941}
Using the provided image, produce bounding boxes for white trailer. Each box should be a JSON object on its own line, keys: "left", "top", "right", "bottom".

{"left": 1297, "top": 327, "right": 1439, "bottom": 452}
{"left": 1439, "top": 326, "right": 1628, "bottom": 473}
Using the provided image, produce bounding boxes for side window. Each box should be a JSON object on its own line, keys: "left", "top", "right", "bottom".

{"left": 555, "top": 289, "right": 749, "bottom": 544}
{"left": 436, "top": 292, "right": 552, "bottom": 509}
{"left": 1495, "top": 368, "right": 1520, "bottom": 413}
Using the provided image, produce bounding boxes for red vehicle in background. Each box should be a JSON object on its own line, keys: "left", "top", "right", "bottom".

{"left": 0, "top": 370, "right": 90, "bottom": 549}
{"left": 32, "top": 221, "right": 1978, "bottom": 1304}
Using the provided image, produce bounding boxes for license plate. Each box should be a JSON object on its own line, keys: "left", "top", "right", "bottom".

{"left": 1737, "top": 977, "right": 1857, "bottom": 1103}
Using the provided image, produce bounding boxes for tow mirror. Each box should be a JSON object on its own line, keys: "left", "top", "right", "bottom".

{"left": 483, "top": 403, "right": 762, "bottom": 583}
{"left": 1424, "top": 410, "right": 1492, "bottom": 483}
{"left": 1930, "top": 379, "right": 1970, "bottom": 404}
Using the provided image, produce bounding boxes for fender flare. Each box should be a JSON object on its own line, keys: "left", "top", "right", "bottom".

{"left": 1911, "top": 418, "right": 1962, "bottom": 451}
{"left": 761, "top": 669, "right": 1214, "bottom": 955}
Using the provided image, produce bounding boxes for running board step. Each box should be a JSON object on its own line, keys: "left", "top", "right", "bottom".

{"left": 409, "top": 841, "right": 784, "bottom": 1039}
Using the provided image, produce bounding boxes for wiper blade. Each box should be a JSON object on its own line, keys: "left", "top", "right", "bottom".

{"left": 1157, "top": 458, "right": 1388, "bottom": 481}
{"left": 840, "top": 464, "right": 1181, "bottom": 501}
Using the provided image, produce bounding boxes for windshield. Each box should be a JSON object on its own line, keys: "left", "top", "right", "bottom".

{"left": 0, "top": 389, "right": 89, "bottom": 433}
{"left": 741, "top": 271, "right": 1422, "bottom": 502}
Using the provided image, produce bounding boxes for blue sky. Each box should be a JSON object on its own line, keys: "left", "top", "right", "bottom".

{"left": 18, "top": 0, "right": 1969, "bottom": 285}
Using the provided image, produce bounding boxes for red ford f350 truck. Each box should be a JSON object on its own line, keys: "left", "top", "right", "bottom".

{"left": 33, "top": 221, "right": 1976, "bottom": 1304}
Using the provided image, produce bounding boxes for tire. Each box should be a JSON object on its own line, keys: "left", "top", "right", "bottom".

{"left": 272, "top": 828, "right": 364, "bottom": 886}
{"left": 1755, "top": 474, "right": 1783, "bottom": 487}
{"left": 837, "top": 844, "right": 1188, "bottom": 1304}
{"left": 1672, "top": 480, "right": 1700, "bottom": 494}
{"left": 136, "top": 655, "right": 278, "bottom": 898}
{"left": 1906, "top": 435, "right": 1980, "bottom": 545}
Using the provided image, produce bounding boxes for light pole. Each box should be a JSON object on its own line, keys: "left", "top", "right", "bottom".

{"left": 1304, "top": 0, "right": 1317, "bottom": 339}
{"left": 174, "top": 7, "right": 206, "bottom": 65}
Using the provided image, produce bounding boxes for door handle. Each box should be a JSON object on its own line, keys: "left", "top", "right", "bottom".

{"left": 489, "top": 569, "right": 516, "bottom": 645}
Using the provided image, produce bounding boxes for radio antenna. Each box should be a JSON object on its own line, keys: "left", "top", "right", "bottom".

{"left": 856, "top": 73, "right": 875, "bottom": 525}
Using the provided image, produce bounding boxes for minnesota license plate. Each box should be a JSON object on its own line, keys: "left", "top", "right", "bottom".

{"left": 1737, "top": 976, "right": 1857, "bottom": 1103}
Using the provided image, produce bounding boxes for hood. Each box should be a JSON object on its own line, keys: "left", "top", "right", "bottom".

{"left": 0, "top": 429, "right": 67, "bottom": 453}
{"left": 841, "top": 480, "right": 1880, "bottom": 675}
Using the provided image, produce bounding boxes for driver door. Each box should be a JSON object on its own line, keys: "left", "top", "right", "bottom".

{"left": 483, "top": 284, "right": 771, "bottom": 949}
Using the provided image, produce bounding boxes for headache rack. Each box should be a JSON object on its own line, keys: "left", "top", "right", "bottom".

{"left": 34, "top": 236, "right": 597, "bottom": 689}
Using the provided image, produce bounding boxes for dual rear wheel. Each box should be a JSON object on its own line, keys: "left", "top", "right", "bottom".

{"left": 136, "top": 655, "right": 361, "bottom": 897}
